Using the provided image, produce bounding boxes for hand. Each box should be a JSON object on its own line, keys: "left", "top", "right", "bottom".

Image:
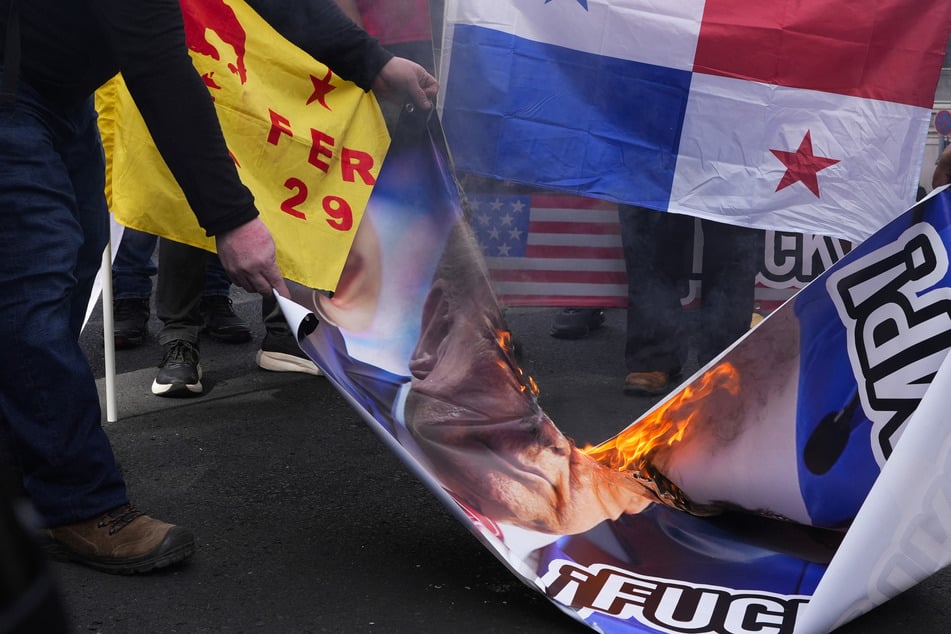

{"left": 215, "top": 217, "right": 290, "bottom": 297}
{"left": 371, "top": 56, "right": 438, "bottom": 111}
{"left": 934, "top": 144, "right": 951, "bottom": 189}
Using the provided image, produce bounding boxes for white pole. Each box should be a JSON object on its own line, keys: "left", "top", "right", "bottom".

{"left": 101, "top": 238, "right": 118, "bottom": 423}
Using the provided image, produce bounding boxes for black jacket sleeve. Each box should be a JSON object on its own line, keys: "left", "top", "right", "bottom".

{"left": 92, "top": 0, "right": 258, "bottom": 237}
{"left": 246, "top": 0, "right": 393, "bottom": 91}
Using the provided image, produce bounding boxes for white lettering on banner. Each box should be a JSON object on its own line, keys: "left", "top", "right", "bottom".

{"left": 540, "top": 559, "right": 808, "bottom": 634}
{"left": 827, "top": 222, "right": 951, "bottom": 465}
{"left": 832, "top": 436, "right": 951, "bottom": 625}
{"left": 758, "top": 231, "right": 852, "bottom": 288}
{"left": 875, "top": 438, "right": 951, "bottom": 595}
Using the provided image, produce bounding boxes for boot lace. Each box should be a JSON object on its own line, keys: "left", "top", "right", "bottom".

{"left": 98, "top": 504, "right": 144, "bottom": 535}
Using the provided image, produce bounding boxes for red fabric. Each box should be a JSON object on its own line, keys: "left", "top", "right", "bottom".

{"left": 356, "top": 0, "right": 432, "bottom": 46}
{"left": 694, "top": 0, "right": 951, "bottom": 107}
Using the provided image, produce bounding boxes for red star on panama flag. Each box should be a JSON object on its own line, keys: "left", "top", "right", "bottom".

{"left": 770, "top": 130, "right": 839, "bottom": 198}
{"left": 307, "top": 69, "right": 336, "bottom": 110}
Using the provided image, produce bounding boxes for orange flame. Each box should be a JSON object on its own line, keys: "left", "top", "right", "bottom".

{"left": 496, "top": 329, "right": 540, "bottom": 397}
{"left": 527, "top": 375, "right": 539, "bottom": 395}
{"left": 582, "top": 363, "right": 740, "bottom": 470}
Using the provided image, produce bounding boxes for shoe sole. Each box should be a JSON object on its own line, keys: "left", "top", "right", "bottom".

{"left": 151, "top": 367, "right": 204, "bottom": 397}
{"left": 255, "top": 350, "right": 323, "bottom": 376}
{"left": 44, "top": 526, "right": 196, "bottom": 575}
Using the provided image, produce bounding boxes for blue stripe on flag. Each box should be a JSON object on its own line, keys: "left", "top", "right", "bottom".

{"left": 442, "top": 24, "right": 693, "bottom": 209}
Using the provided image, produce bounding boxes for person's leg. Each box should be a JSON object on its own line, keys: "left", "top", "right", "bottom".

{"left": 111, "top": 228, "right": 157, "bottom": 348}
{"left": 696, "top": 220, "right": 765, "bottom": 366}
{"left": 0, "top": 92, "right": 127, "bottom": 527}
{"left": 153, "top": 239, "right": 205, "bottom": 396}
{"left": 112, "top": 228, "right": 157, "bottom": 300}
{"left": 0, "top": 80, "right": 193, "bottom": 575}
{"left": 618, "top": 205, "right": 693, "bottom": 395}
{"left": 200, "top": 253, "right": 251, "bottom": 343}
{"left": 156, "top": 239, "right": 205, "bottom": 346}
{"left": 202, "top": 252, "right": 231, "bottom": 297}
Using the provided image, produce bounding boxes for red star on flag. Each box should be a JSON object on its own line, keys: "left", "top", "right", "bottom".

{"left": 770, "top": 130, "right": 839, "bottom": 198}
{"left": 307, "top": 69, "right": 336, "bottom": 110}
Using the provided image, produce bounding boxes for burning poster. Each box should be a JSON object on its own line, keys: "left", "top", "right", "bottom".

{"left": 276, "top": 110, "right": 951, "bottom": 633}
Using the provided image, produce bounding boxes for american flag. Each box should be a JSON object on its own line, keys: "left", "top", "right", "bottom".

{"left": 466, "top": 192, "right": 813, "bottom": 311}
{"left": 467, "top": 193, "right": 628, "bottom": 307}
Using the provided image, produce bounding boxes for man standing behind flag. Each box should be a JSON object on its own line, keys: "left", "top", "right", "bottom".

{"left": 0, "top": 0, "right": 286, "bottom": 573}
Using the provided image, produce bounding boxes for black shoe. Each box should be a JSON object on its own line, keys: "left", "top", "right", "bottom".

{"left": 151, "top": 340, "right": 203, "bottom": 397}
{"left": 200, "top": 296, "right": 252, "bottom": 344}
{"left": 549, "top": 308, "right": 605, "bottom": 340}
{"left": 255, "top": 331, "right": 322, "bottom": 376}
{"left": 113, "top": 298, "right": 150, "bottom": 349}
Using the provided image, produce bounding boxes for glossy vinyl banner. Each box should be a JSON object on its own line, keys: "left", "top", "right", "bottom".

{"left": 276, "top": 110, "right": 951, "bottom": 634}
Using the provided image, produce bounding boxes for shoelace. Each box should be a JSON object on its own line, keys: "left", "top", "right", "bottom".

{"left": 162, "top": 340, "right": 199, "bottom": 366}
{"left": 98, "top": 504, "right": 144, "bottom": 535}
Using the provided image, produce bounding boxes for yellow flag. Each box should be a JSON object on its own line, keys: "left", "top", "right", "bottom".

{"left": 103, "top": 0, "right": 389, "bottom": 291}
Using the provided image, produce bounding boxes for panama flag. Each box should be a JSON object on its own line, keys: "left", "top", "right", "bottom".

{"left": 438, "top": 0, "right": 951, "bottom": 242}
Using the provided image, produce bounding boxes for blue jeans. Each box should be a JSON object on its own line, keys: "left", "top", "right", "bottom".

{"left": 112, "top": 227, "right": 158, "bottom": 300}
{"left": 0, "top": 76, "right": 127, "bottom": 527}
{"left": 113, "top": 228, "right": 233, "bottom": 300}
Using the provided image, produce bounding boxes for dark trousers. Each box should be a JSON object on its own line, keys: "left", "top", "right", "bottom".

{"left": 156, "top": 238, "right": 210, "bottom": 345}
{"left": 0, "top": 77, "right": 127, "bottom": 526}
{"left": 114, "top": 227, "right": 232, "bottom": 312}
{"left": 619, "top": 205, "right": 763, "bottom": 375}
{"left": 156, "top": 237, "right": 288, "bottom": 344}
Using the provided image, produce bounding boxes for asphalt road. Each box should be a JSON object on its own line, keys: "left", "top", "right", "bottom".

{"left": 47, "top": 289, "right": 951, "bottom": 633}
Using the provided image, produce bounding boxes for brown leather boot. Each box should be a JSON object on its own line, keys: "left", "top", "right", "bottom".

{"left": 45, "top": 504, "right": 195, "bottom": 574}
